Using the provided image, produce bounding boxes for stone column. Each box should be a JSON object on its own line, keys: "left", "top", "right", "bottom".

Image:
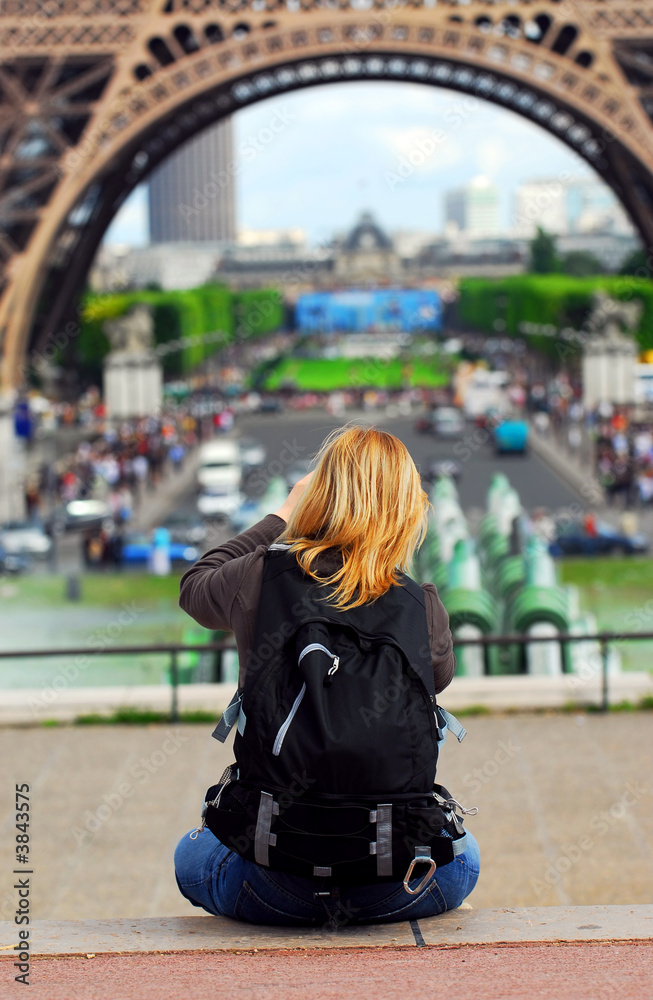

{"left": 104, "top": 353, "right": 163, "bottom": 420}
{"left": 101, "top": 303, "right": 163, "bottom": 420}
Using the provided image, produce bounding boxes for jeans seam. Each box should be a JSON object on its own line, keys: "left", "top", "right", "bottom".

{"left": 258, "top": 869, "right": 325, "bottom": 912}
{"left": 234, "top": 880, "right": 320, "bottom": 925}
{"left": 361, "top": 877, "right": 447, "bottom": 922}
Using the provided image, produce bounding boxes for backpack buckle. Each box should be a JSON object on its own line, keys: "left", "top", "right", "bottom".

{"left": 403, "top": 847, "right": 436, "bottom": 895}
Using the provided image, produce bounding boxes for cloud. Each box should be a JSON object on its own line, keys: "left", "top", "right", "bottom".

{"left": 475, "top": 137, "right": 510, "bottom": 177}
{"left": 375, "top": 125, "right": 463, "bottom": 173}
{"left": 100, "top": 80, "right": 615, "bottom": 248}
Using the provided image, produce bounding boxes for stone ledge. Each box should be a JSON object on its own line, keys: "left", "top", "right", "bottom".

{"left": 4, "top": 672, "right": 653, "bottom": 725}
{"left": 1, "top": 906, "right": 651, "bottom": 956}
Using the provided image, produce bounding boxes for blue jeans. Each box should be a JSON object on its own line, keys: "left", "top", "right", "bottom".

{"left": 174, "top": 827, "right": 480, "bottom": 927}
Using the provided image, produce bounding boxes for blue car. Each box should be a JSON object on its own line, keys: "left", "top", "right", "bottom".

{"left": 549, "top": 520, "right": 649, "bottom": 557}
{"left": 493, "top": 419, "right": 529, "bottom": 454}
{"left": 120, "top": 533, "right": 199, "bottom": 566}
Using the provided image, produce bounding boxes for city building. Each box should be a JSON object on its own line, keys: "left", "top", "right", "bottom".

{"left": 444, "top": 188, "right": 466, "bottom": 234}
{"left": 567, "top": 178, "right": 633, "bottom": 235}
{"left": 332, "top": 212, "right": 401, "bottom": 283}
{"left": 148, "top": 118, "right": 236, "bottom": 243}
{"left": 512, "top": 176, "right": 635, "bottom": 237}
{"left": 512, "top": 178, "right": 569, "bottom": 236}
{"left": 90, "top": 242, "right": 225, "bottom": 292}
{"left": 444, "top": 177, "right": 501, "bottom": 237}
{"left": 91, "top": 212, "right": 642, "bottom": 295}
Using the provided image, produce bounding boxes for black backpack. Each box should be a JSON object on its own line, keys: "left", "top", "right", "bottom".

{"left": 198, "top": 544, "right": 472, "bottom": 888}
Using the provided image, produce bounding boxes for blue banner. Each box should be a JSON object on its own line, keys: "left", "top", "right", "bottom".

{"left": 296, "top": 289, "right": 441, "bottom": 334}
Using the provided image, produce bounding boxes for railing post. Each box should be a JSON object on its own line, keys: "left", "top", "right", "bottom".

{"left": 600, "top": 638, "right": 609, "bottom": 713}
{"left": 170, "top": 650, "right": 179, "bottom": 724}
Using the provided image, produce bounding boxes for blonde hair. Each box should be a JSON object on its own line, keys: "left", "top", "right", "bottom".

{"left": 280, "top": 424, "right": 429, "bottom": 609}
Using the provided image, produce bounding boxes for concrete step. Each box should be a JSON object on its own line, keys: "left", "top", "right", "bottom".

{"left": 4, "top": 671, "right": 653, "bottom": 725}
{"left": 2, "top": 905, "right": 651, "bottom": 957}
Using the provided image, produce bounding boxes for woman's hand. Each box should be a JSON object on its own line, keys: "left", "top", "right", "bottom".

{"left": 273, "top": 471, "right": 314, "bottom": 523}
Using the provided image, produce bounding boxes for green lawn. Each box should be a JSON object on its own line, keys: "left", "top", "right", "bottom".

{"left": 1, "top": 572, "right": 182, "bottom": 607}
{"left": 261, "top": 356, "right": 450, "bottom": 392}
{"left": 559, "top": 558, "right": 653, "bottom": 672}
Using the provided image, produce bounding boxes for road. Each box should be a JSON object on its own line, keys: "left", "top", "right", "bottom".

{"left": 177, "top": 409, "right": 581, "bottom": 531}
{"left": 41, "top": 408, "right": 581, "bottom": 574}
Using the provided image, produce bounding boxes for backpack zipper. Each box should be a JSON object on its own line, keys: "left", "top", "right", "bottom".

{"left": 298, "top": 642, "right": 340, "bottom": 684}
{"left": 272, "top": 683, "right": 306, "bottom": 756}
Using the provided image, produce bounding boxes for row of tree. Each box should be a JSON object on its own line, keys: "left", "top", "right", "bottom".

{"left": 457, "top": 273, "right": 653, "bottom": 355}
{"left": 77, "top": 283, "right": 284, "bottom": 382}
{"left": 528, "top": 226, "right": 647, "bottom": 278}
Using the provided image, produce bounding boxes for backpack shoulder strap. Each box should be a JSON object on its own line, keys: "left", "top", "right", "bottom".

{"left": 212, "top": 689, "right": 247, "bottom": 743}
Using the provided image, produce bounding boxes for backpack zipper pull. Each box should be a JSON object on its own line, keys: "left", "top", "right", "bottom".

{"left": 324, "top": 655, "right": 340, "bottom": 687}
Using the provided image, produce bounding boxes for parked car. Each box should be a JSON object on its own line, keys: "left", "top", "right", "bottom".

{"left": 548, "top": 520, "right": 649, "bottom": 557}
{"left": 160, "top": 511, "right": 207, "bottom": 547}
{"left": 421, "top": 459, "right": 462, "bottom": 484}
{"left": 0, "top": 520, "right": 52, "bottom": 558}
{"left": 0, "top": 543, "right": 28, "bottom": 575}
{"left": 258, "top": 397, "right": 284, "bottom": 414}
{"left": 120, "top": 532, "right": 199, "bottom": 566}
{"left": 47, "top": 500, "right": 113, "bottom": 534}
{"left": 197, "top": 486, "right": 246, "bottom": 521}
{"left": 415, "top": 407, "right": 465, "bottom": 438}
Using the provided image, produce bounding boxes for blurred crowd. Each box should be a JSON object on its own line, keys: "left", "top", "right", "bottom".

{"left": 527, "top": 377, "right": 653, "bottom": 509}
{"left": 26, "top": 408, "right": 202, "bottom": 523}
{"left": 593, "top": 407, "right": 653, "bottom": 508}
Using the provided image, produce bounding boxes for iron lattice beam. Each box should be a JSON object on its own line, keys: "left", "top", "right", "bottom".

{"left": 2, "top": 0, "right": 653, "bottom": 386}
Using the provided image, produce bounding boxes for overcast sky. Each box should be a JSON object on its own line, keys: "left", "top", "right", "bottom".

{"left": 104, "top": 80, "right": 600, "bottom": 246}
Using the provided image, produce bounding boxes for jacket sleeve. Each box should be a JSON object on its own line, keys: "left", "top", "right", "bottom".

{"left": 422, "top": 582, "right": 456, "bottom": 695}
{"left": 178, "top": 514, "right": 286, "bottom": 630}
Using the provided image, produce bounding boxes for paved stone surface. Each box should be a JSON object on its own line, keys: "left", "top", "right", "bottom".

{"left": 1, "top": 906, "right": 650, "bottom": 957}
{"left": 3, "top": 943, "right": 652, "bottom": 1000}
{"left": 0, "top": 714, "right": 651, "bottom": 922}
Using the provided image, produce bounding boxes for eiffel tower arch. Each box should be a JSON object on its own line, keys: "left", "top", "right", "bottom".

{"left": 2, "top": 1, "right": 653, "bottom": 391}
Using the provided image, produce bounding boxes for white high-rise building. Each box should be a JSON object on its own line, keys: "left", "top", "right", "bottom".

{"left": 148, "top": 119, "right": 236, "bottom": 243}
{"left": 444, "top": 176, "right": 500, "bottom": 237}
{"left": 512, "top": 178, "right": 569, "bottom": 236}
{"left": 512, "top": 176, "right": 634, "bottom": 237}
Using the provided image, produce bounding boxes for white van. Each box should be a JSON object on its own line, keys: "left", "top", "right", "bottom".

{"left": 197, "top": 440, "right": 243, "bottom": 491}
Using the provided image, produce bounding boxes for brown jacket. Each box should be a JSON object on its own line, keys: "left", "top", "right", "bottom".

{"left": 179, "top": 514, "right": 456, "bottom": 693}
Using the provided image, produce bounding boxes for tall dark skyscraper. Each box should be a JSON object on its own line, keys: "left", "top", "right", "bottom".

{"left": 148, "top": 118, "right": 235, "bottom": 243}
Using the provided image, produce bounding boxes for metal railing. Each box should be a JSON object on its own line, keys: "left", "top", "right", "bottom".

{"left": 1, "top": 631, "right": 653, "bottom": 722}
